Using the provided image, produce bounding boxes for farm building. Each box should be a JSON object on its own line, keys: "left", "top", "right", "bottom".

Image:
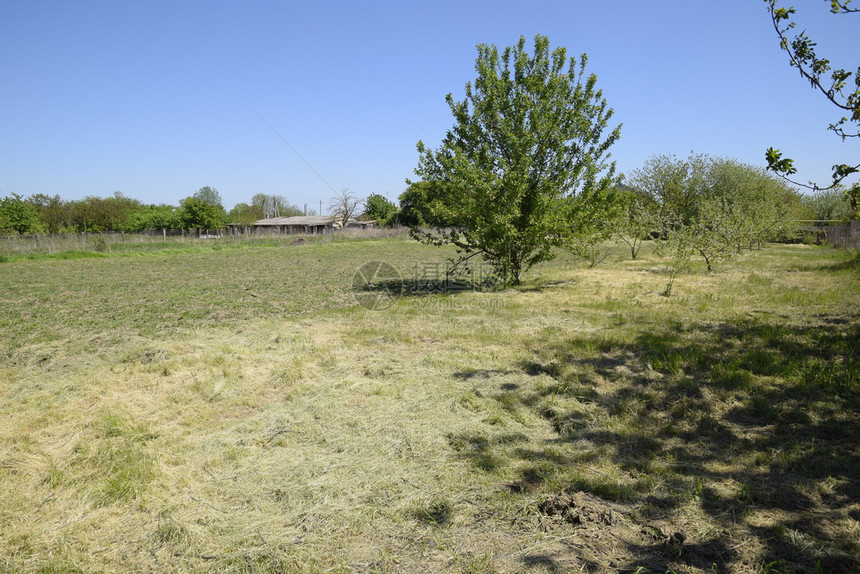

{"left": 226, "top": 215, "right": 337, "bottom": 236}
{"left": 347, "top": 220, "right": 376, "bottom": 229}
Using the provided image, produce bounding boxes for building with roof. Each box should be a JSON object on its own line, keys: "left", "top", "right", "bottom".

{"left": 226, "top": 215, "right": 337, "bottom": 236}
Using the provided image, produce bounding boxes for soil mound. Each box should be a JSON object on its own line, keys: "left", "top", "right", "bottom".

{"left": 539, "top": 491, "right": 617, "bottom": 526}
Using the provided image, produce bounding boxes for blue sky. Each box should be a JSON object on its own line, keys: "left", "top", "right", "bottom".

{"left": 1, "top": 1, "right": 857, "bottom": 211}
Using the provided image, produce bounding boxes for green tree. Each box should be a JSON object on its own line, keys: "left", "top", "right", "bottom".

{"left": 628, "top": 153, "right": 712, "bottom": 227}
{"left": 180, "top": 196, "right": 225, "bottom": 231}
{"left": 125, "top": 204, "right": 181, "bottom": 231}
{"left": 227, "top": 202, "right": 263, "bottom": 224}
{"left": 0, "top": 193, "right": 42, "bottom": 235}
{"left": 397, "top": 181, "right": 444, "bottom": 227}
{"left": 251, "top": 193, "right": 276, "bottom": 218}
{"left": 28, "top": 194, "right": 72, "bottom": 233}
{"left": 764, "top": 0, "right": 858, "bottom": 195}
{"left": 614, "top": 184, "right": 661, "bottom": 260}
{"left": 801, "top": 185, "right": 856, "bottom": 222}
{"left": 249, "top": 193, "right": 301, "bottom": 219}
{"left": 847, "top": 185, "right": 860, "bottom": 218}
{"left": 411, "top": 34, "right": 621, "bottom": 286}
{"left": 631, "top": 154, "right": 802, "bottom": 285}
{"left": 363, "top": 193, "right": 398, "bottom": 226}
{"left": 193, "top": 186, "right": 224, "bottom": 209}
{"left": 708, "top": 158, "right": 801, "bottom": 249}
{"left": 177, "top": 186, "right": 227, "bottom": 232}
{"left": 68, "top": 192, "right": 142, "bottom": 232}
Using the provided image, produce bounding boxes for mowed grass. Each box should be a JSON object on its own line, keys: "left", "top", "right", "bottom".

{"left": 0, "top": 237, "right": 858, "bottom": 573}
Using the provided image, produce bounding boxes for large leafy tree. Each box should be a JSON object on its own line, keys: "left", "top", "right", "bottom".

{"left": 0, "top": 193, "right": 42, "bottom": 235}
{"left": 125, "top": 204, "right": 181, "bottom": 231}
{"left": 28, "top": 194, "right": 72, "bottom": 233}
{"left": 764, "top": 0, "right": 858, "bottom": 197}
{"left": 180, "top": 196, "right": 225, "bottom": 231}
{"left": 363, "top": 193, "right": 398, "bottom": 226}
{"left": 180, "top": 186, "right": 226, "bottom": 231}
{"left": 193, "top": 186, "right": 224, "bottom": 209}
{"left": 68, "top": 192, "right": 142, "bottom": 232}
{"left": 411, "top": 34, "right": 621, "bottom": 286}
{"left": 397, "top": 181, "right": 444, "bottom": 227}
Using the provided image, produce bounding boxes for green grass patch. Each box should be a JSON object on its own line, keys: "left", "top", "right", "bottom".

{"left": 0, "top": 238, "right": 858, "bottom": 572}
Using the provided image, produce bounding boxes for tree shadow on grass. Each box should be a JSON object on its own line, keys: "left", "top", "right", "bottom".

{"left": 456, "top": 314, "right": 860, "bottom": 572}
{"left": 353, "top": 268, "right": 502, "bottom": 299}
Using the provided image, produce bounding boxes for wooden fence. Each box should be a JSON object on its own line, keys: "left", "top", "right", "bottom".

{"left": 820, "top": 220, "right": 860, "bottom": 249}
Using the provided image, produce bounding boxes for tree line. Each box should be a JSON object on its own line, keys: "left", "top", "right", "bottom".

{"left": 0, "top": 188, "right": 312, "bottom": 235}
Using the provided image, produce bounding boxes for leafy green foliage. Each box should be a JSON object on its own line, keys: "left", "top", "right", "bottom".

{"left": 22, "top": 192, "right": 158, "bottom": 234}
{"left": 614, "top": 184, "right": 661, "bottom": 259}
{"left": 801, "top": 185, "right": 858, "bottom": 221}
{"left": 0, "top": 193, "right": 42, "bottom": 235}
{"left": 28, "top": 194, "right": 71, "bottom": 233}
{"left": 363, "top": 193, "right": 398, "bottom": 226}
{"left": 192, "top": 186, "right": 224, "bottom": 210}
{"left": 179, "top": 196, "right": 225, "bottom": 231}
{"left": 629, "top": 154, "right": 803, "bottom": 291}
{"left": 66, "top": 192, "right": 143, "bottom": 232}
{"left": 847, "top": 184, "right": 860, "bottom": 218}
{"left": 253, "top": 193, "right": 302, "bottom": 219}
{"left": 227, "top": 195, "right": 302, "bottom": 224}
{"left": 411, "top": 34, "right": 621, "bottom": 286}
{"left": 178, "top": 187, "right": 227, "bottom": 231}
{"left": 5, "top": 188, "right": 317, "bottom": 235}
{"left": 764, "top": 0, "right": 859, "bottom": 192}
{"left": 397, "top": 181, "right": 441, "bottom": 227}
{"left": 227, "top": 202, "right": 261, "bottom": 224}
{"left": 124, "top": 204, "right": 182, "bottom": 231}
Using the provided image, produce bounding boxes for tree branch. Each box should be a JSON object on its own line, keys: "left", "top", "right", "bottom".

{"left": 764, "top": 1, "right": 859, "bottom": 188}
{"left": 767, "top": 4, "right": 856, "bottom": 112}
{"left": 770, "top": 161, "right": 860, "bottom": 191}
{"left": 829, "top": 0, "right": 859, "bottom": 13}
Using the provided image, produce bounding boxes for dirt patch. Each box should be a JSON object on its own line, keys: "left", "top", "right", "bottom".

{"left": 534, "top": 491, "right": 732, "bottom": 573}
{"left": 539, "top": 491, "right": 618, "bottom": 527}
{"left": 288, "top": 237, "right": 308, "bottom": 246}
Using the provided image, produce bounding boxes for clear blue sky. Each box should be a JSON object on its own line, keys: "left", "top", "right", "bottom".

{"left": 1, "top": 0, "right": 857, "bottom": 212}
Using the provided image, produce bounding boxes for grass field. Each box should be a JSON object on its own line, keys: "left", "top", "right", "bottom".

{"left": 1, "top": 235, "right": 858, "bottom": 573}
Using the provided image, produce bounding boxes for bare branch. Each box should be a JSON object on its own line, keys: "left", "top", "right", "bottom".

{"left": 329, "top": 188, "right": 363, "bottom": 229}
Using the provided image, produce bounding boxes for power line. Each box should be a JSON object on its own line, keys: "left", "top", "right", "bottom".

{"left": 253, "top": 110, "right": 338, "bottom": 195}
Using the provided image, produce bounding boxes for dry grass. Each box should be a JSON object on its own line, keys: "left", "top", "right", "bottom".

{"left": 0, "top": 228, "right": 412, "bottom": 261}
{"left": 0, "top": 238, "right": 858, "bottom": 572}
